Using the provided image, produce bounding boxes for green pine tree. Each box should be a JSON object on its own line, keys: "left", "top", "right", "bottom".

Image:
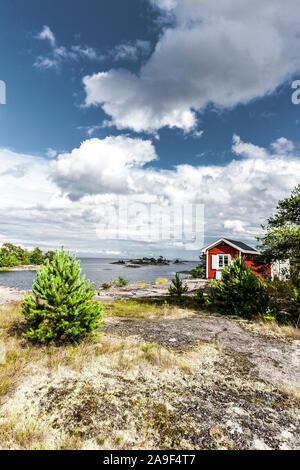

{"left": 256, "top": 184, "right": 300, "bottom": 283}
{"left": 207, "top": 256, "right": 269, "bottom": 319}
{"left": 22, "top": 247, "right": 103, "bottom": 344}
{"left": 168, "top": 273, "right": 188, "bottom": 299}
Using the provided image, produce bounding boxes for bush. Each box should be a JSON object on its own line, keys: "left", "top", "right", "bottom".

{"left": 192, "top": 288, "right": 206, "bottom": 306}
{"left": 289, "top": 285, "right": 300, "bottom": 317}
{"left": 168, "top": 273, "right": 188, "bottom": 300}
{"left": 43, "top": 250, "right": 55, "bottom": 264}
{"left": 189, "top": 265, "right": 205, "bottom": 279}
{"left": 112, "top": 276, "right": 128, "bottom": 287}
{"left": 29, "top": 247, "right": 44, "bottom": 265}
{"left": 260, "top": 277, "right": 300, "bottom": 325}
{"left": 22, "top": 247, "right": 103, "bottom": 344}
{"left": 0, "top": 248, "right": 19, "bottom": 267}
{"left": 100, "top": 282, "right": 111, "bottom": 290}
{"left": 0, "top": 243, "right": 30, "bottom": 266}
{"left": 207, "top": 256, "right": 269, "bottom": 319}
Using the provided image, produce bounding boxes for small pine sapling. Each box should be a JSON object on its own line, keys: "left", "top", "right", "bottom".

{"left": 22, "top": 247, "right": 103, "bottom": 344}
{"left": 168, "top": 273, "right": 188, "bottom": 300}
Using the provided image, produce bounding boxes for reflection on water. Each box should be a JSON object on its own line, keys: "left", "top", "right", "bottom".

{"left": 0, "top": 258, "right": 199, "bottom": 290}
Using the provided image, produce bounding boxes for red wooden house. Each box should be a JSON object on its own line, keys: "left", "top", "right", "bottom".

{"left": 202, "top": 238, "right": 266, "bottom": 280}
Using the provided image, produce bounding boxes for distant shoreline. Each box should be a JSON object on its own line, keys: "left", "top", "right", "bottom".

{"left": 110, "top": 257, "right": 186, "bottom": 267}
{"left": 0, "top": 265, "right": 41, "bottom": 272}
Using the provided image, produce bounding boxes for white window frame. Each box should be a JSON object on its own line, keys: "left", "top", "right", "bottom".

{"left": 218, "top": 254, "right": 231, "bottom": 269}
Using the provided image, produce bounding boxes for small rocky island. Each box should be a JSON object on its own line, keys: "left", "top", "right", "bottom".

{"left": 111, "top": 256, "right": 185, "bottom": 267}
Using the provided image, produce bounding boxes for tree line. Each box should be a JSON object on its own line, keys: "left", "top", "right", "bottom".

{"left": 0, "top": 243, "right": 55, "bottom": 268}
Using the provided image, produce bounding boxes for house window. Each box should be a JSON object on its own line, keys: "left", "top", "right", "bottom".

{"left": 218, "top": 254, "right": 230, "bottom": 268}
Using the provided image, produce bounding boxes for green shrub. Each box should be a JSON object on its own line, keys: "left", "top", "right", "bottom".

{"left": 100, "top": 282, "right": 111, "bottom": 290}
{"left": 0, "top": 248, "right": 19, "bottom": 267}
{"left": 208, "top": 256, "right": 269, "bottom": 319}
{"left": 261, "top": 277, "right": 300, "bottom": 325}
{"left": 189, "top": 265, "right": 205, "bottom": 279}
{"left": 192, "top": 288, "right": 206, "bottom": 306}
{"left": 29, "top": 247, "right": 44, "bottom": 265}
{"left": 43, "top": 250, "right": 55, "bottom": 264}
{"left": 264, "top": 277, "right": 291, "bottom": 299}
{"left": 22, "top": 247, "right": 103, "bottom": 344}
{"left": 112, "top": 276, "right": 129, "bottom": 287}
{"left": 168, "top": 273, "right": 188, "bottom": 300}
{"left": 289, "top": 285, "right": 300, "bottom": 317}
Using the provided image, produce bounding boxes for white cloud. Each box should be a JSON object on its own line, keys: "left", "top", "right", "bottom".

{"left": 51, "top": 135, "right": 300, "bottom": 248}
{"left": 270, "top": 137, "right": 294, "bottom": 154}
{"left": 34, "top": 27, "right": 150, "bottom": 71}
{"left": 34, "top": 26, "right": 102, "bottom": 70}
{"left": 77, "top": 125, "right": 104, "bottom": 136}
{"left": 224, "top": 220, "right": 247, "bottom": 233}
{"left": 36, "top": 25, "right": 56, "bottom": 47}
{"left": 192, "top": 130, "right": 204, "bottom": 139}
{"left": 112, "top": 40, "right": 151, "bottom": 62}
{"left": 83, "top": 0, "right": 300, "bottom": 133}
{"left": 232, "top": 135, "right": 269, "bottom": 160}
{"left": 46, "top": 148, "right": 58, "bottom": 158}
{"left": 51, "top": 136, "right": 158, "bottom": 200}
{"left": 1, "top": 135, "right": 299, "bottom": 256}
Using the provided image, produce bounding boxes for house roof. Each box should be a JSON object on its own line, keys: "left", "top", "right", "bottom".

{"left": 224, "top": 238, "right": 258, "bottom": 253}
{"left": 202, "top": 238, "right": 259, "bottom": 254}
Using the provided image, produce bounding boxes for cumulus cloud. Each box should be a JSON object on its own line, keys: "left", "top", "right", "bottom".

{"left": 232, "top": 135, "right": 270, "bottom": 160}
{"left": 0, "top": 147, "right": 124, "bottom": 253}
{"left": 51, "top": 136, "right": 158, "bottom": 200}
{"left": 1, "top": 135, "right": 299, "bottom": 255}
{"left": 270, "top": 137, "right": 294, "bottom": 154}
{"left": 224, "top": 220, "right": 247, "bottom": 234}
{"left": 51, "top": 134, "right": 300, "bottom": 248}
{"left": 83, "top": 0, "right": 300, "bottom": 133}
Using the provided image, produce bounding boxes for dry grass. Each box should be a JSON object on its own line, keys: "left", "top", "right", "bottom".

{"left": 0, "top": 301, "right": 207, "bottom": 401}
{"left": 0, "top": 301, "right": 299, "bottom": 450}
{"left": 256, "top": 320, "right": 300, "bottom": 340}
{"left": 279, "top": 383, "right": 300, "bottom": 406}
{"left": 0, "top": 302, "right": 22, "bottom": 329}
{"left": 102, "top": 298, "right": 190, "bottom": 319}
{"left": 0, "top": 303, "right": 38, "bottom": 400}
{"left": 0, "top": 302, "right": 220, "bottom": 449}
{"left": 0, "top": 414, "right": 50, "bottom": 450}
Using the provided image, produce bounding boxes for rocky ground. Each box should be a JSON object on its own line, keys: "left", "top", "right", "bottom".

{"left": 0, "top": 279, "right": 208, "bottom": 304}
{"left": 102, "top": 313, "right": 300, "bottom": 390}
{"left": 97, "top": 279, "right": 209, "bottom": 301}
{"left": 0, "top": 286, "right": 30, "bottom": 304}
{"left": 0, "top": 285, "right": 299, "bottom": 450}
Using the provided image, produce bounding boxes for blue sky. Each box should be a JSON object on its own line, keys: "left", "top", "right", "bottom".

{"left": 0, "top": 0, "right": 299, "bottom": 258}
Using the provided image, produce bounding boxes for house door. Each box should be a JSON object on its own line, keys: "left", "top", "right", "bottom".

{"left": 211, "top": 253, "right": 232, "bottom": 280}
